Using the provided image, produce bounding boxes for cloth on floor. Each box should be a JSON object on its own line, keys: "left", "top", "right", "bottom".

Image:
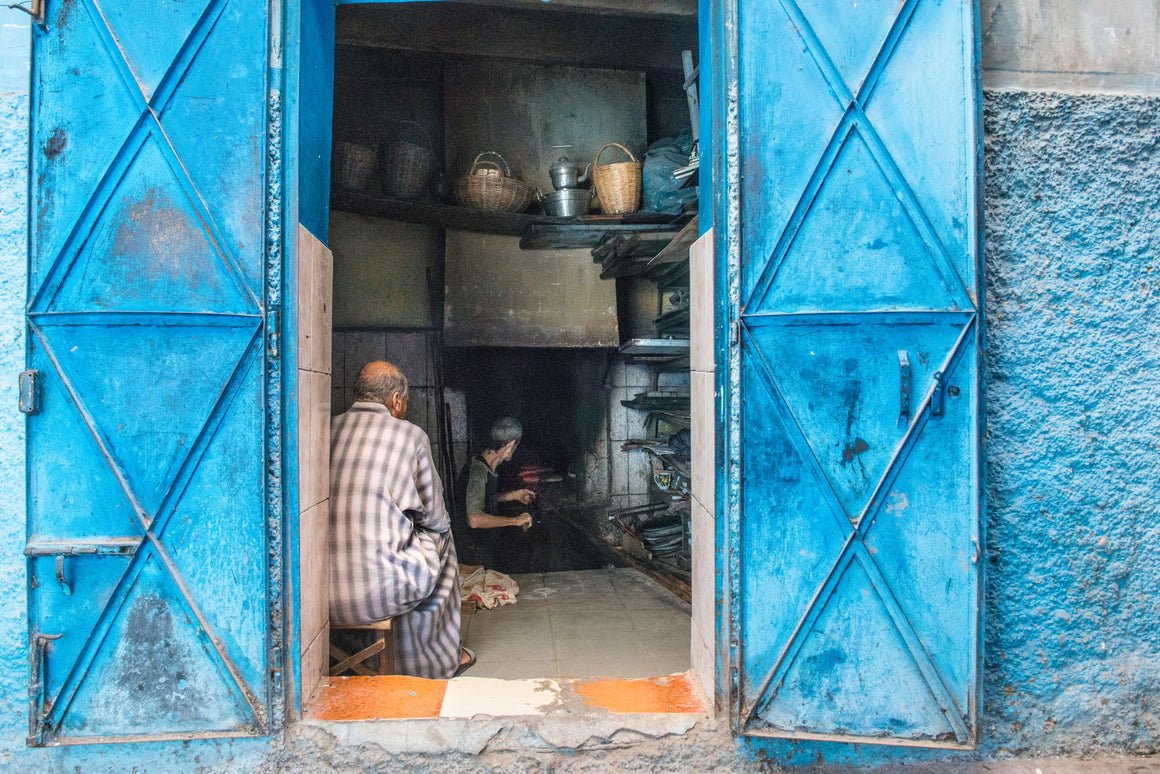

{"left": 460, "top": 567, "right": 520, "bottom": 610}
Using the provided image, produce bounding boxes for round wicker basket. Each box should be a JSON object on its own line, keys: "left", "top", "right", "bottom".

{"left": 592, "top": 142, "right": 641, "bottom": 215}
{"left": 381, "top": 121, "right": 435, "bottom": 201}
{"left": 454, "top": 152, "right": 534, "bottom": 213}
{"left": 334, "top": 142, "right": 377, "bottom": 192}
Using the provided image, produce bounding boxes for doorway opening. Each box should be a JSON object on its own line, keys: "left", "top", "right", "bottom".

{"left": 296, "top": 0, "right": 714, "bottom": 723}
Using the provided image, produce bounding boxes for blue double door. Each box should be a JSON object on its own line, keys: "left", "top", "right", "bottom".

{"left": 25, "top": 0, "right": 981, "bottom": 749}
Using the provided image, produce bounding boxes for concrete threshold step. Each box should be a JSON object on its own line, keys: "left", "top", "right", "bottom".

{"left": 301, "top": 671, "right": 710, "bottom": 753}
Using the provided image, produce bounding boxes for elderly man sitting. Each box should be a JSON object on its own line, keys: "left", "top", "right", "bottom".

{"left": 329, "top": 361, "right": 472, "bottom": 679}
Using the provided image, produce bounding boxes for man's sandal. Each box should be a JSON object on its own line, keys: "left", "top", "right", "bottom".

{"left": 454, "top": 647, "right": 477, "bottom": 678}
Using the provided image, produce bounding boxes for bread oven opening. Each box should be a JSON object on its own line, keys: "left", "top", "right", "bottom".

{"left": 444, "top": 346, "right": 628, "bottom": 575}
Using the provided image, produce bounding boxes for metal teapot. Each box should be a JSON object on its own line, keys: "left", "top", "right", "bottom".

{"left": 549, "top": 145, "right": 592, "bottom": 190}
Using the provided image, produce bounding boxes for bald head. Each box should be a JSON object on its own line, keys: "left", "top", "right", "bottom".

{"left": 355, "top": 361, "right": 408, "bottom": 407}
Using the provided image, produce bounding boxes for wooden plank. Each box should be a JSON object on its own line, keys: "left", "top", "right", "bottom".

{"left": 647, "top": 215, "right": 699, "bottom": 267}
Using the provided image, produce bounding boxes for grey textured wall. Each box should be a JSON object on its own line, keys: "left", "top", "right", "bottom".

{"left": 981, "top": 0, "right": 1160, "bottom": 95}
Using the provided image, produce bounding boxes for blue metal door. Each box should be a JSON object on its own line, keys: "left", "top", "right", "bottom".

{"left": 26, "top": 0, "right": 280, "bottom": 744}
{"left": 725, "top": 0, "right": 982, "bottom": 746}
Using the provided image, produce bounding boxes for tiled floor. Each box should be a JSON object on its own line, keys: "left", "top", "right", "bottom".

{"left": 461, "top": 568, "right": 692, "bottom": 680}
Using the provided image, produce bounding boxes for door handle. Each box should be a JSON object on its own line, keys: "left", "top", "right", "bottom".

{"left": 931, "top": 371, "right": 946, "bottom": 417}
{"left": 897, "top": 350, "right": 910, "bottom": 425}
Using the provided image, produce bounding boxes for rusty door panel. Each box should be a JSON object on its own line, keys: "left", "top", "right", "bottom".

{"left": 729, "top": 0, "right": 982, "bottom": 746}
{"left": 27, "top": 0, "right": 274, "bottom": 745}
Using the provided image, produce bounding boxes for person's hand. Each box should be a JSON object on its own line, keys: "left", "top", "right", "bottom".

{"left": 515, "top": 512, "right": 533, "bottom": 532}
{"left": 513, "top": 488, "right": 536, "bottom": 505}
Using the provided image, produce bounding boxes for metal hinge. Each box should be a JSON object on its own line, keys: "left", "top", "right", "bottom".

{"left": 27, "top": 630, "right": 62, "bottom": 747}
{"left": 19, "top": 370, "right": 39, "bottom": 415}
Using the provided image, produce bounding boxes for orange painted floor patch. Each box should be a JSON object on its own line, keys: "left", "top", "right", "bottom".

{"left": 309, "top": 676, "right": 446, "bottom": 721}
{"left": 573, "top": 673, "right": 705, "bottom": 714}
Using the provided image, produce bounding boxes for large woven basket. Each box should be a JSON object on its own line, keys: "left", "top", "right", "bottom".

{"left": 454, "top": 152, "right": 534, "bottom": 213}
{"left": 381, "top": 121, "right": 436, "bottom": 201}
{"left": 334, "top": 142, "right": 377, "bottom": 192}
{"left": 592, "top": 142, "right": 641, "bottom": 215}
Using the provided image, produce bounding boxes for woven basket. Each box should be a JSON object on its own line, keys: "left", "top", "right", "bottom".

{"left": 381, "top": 121, "right": 436, "bottom": 201}
{"left": 334, "top": 142, "right": 377, "bottom": 192}
{"left": 592, "top": 142, "right": 641, "bottom": 215}
{"left": 454, "top": 152, "right": 534, "bottom": 213}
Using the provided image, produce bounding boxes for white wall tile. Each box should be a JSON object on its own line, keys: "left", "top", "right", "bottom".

{"left": 625, "top": 362, "right": 653, "bottom": 389}
{"left": 316, "top": 239, "right": 333, "bottom": 375}
{"left": 300, "top": 623, "right": 329, "bottom": 709}
{"left": 610, "top": 449, "right": 629, "bottom": 497}
{"left": 298, "top": 370, "right": 313, "bottom": 506}
{"left": 297, "top": 225, "right": 315, "bottom": 374}
{"left": 299, "top": 500, "right": 330, "bottom": 646}
{"left": 691, "top": 497, "right": 715, "bottom": 651}
{"left": 690, "top": 617, "right": 714, "bottom": 709}
{"left": 628, "top": 450, "right": 654, "bottom": 496}
{"left": 691, "top": 370, "right": 715, "bottom": 513}
{"left": 309, "top": 371, "right": 331, "bottom": 509}
{"left": 626, "top": 493, "right": 652, "bottom": 510}
{"left": 609, "top": 388, "right": 630, "bottom": 442}
{"left": 690, "top": 229, "right": 715, "bottom": 374}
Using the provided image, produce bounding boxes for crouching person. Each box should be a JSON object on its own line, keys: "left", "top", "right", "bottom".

{"left": 329, "top": 361, "right": 473, "bottom": 679}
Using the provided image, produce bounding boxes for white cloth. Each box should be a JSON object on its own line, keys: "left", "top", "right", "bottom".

{"left": 460, "top": 568, "right": 520, "bottom": 610}
{"left": 329, "top": 401, "right": 460, "bottom": 679}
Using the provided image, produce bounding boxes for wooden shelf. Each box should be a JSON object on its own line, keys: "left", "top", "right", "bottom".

{"left": 523, "top": 219, "right": 682, "bottom": 250}
{"left": 646, "top": 215, "right": 698, "bottom": 268}
{"left": 331, "top": 191, "right": 681, "bottom": 244}
{"left": 654, "top": 306, "right": 689, "bottom": 337}
{"left": 619, "top": 338, "right": 690, "bottom": 357}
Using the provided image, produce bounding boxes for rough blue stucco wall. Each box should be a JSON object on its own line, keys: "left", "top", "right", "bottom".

{"left": 0, "top": 14, "right": 32, "bottom": 771}
{"left": 981, "top": 89, "right": 1160, "bottom": 755}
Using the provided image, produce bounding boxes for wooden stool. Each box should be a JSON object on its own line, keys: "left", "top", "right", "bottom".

{"left": 328, "top": 619, "right": 395, "bottom": 676}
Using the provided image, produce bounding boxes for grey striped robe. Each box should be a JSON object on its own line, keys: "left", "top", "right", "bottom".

{"left": 329, "top": 401, "right": 461, "bottom": 679}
